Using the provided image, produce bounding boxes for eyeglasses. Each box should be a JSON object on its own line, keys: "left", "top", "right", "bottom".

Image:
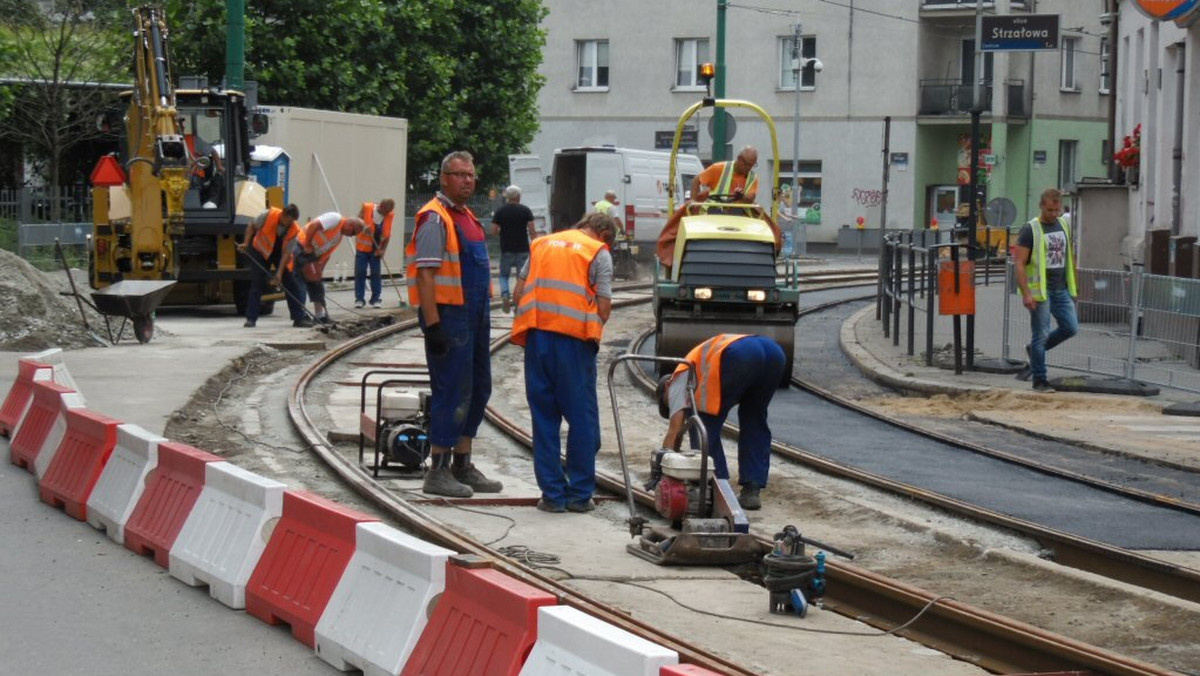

{"left": 443, "top": 171, "right": 477, "bottom": 180}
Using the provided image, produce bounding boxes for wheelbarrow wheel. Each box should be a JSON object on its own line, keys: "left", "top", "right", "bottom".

{"left": 133, "top": 316, "right": 154, "bottom": 344}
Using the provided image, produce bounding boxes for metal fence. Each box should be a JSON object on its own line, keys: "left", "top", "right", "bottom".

{"left": 879, "top": 231, "right": 1200, "bottom": 394}
{"left": 0, "top": 186, "right": 93, "bottom": 224}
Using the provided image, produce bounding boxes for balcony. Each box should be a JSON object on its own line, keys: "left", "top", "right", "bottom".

{"left": 918, "top": 79, "right": 1027, "bottom": 119}
{"left": 920, "top": 1, "right": 1030, "bottom": 21}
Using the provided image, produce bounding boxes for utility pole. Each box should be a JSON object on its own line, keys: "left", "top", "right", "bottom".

{"left": 790, "top": 22, "right": 805, "bottom": 258}
{"left": 225, "top": 0, "right": 245, "bottom": 91}
{"left": 969, "top": 0, "right": 982, "bottom": 259}
{"left": 712, "top": 0, "right": 729, "bottom": 162}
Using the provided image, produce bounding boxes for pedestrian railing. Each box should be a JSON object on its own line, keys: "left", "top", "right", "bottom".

{"left": 879, "top": 230, "right": 1200, "bottom": 394}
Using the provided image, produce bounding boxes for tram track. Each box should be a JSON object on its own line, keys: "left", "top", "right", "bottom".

{"left": 286, "top": 272, "right": 1192, "bottom": 675}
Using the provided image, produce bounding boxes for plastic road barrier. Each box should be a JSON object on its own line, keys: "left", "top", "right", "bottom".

{"left": 86, "top": 424, "right": 166, "bottom": 544}
{"left": 402, "top": 558, "right": 557, "bottom": 676}
{"left": 315, "top": 522, "right": 456, "bottom": 675}
{"left": 38, "top": 407, "right": 121, "bottom": 520}
{"left": 10, "top": 380, "right": 85, "bottom": 477}
{"left": 24, "top": 347, "right": 79, "bottom": 392}
{"left": 0, "top": 358, "right": 53, "bottom": 437}
{"left": 123, "top": 441, "right": 222, "bottom": 568}
{"left": 518, "top": 605, "right": 678, "bottom": 676}
{"left": 660, "top": 665, "right": 729, "bottom": 675}
{"left": 169, "top": 461, "right": 286, "bottom": 609}
{"left": 245, "top": 490, "right": 378, "bottom": 648}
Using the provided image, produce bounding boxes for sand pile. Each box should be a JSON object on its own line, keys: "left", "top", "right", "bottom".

{"left": 0, "top": 248, "right": 105, "bottom": 351}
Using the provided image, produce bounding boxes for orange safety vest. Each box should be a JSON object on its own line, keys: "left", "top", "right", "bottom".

{"left": 299, "top": 216, "right": 348, "bottom": 270}
{"left": 510, "top": 229, "right": 606, "bottom": 347}
{"left": 673, "top": 334, "right": 750, "bottom": 415}
{"left": 405, "top": 197, "right": 469, "bottom": 306}
{"left": 356, "top": 202, "right": 394, "bottom": 253}
{"left": 251, "top": 208, "right": 299, "bottom": 261}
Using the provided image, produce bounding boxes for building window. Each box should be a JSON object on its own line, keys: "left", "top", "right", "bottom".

{"left": 960, "top": 40, "right": 994, "bottom": 84}
{"left": 576, "top": 40, "right": 609, "bottom": 90}
{"left": 675, "top": 38, "right": 710, "bottom": 89}
{"left": 779, "top": 36, "right": 817, "bottom": 90}
{"left": 1061, "top": 37, "right": 1079, "bottom": 91}
{"left": 1099, "top": 37, "right": 1110, "bottom": 94}
{"left": 776, "top": 161, "right": 823, "bottom": 223}
{"left": 1059, "top": 140, "right": 1077, "bottom": 190}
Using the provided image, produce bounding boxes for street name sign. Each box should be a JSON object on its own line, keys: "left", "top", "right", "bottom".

{"left": 981, "top": 14, "right": 1060, "bottom": 52}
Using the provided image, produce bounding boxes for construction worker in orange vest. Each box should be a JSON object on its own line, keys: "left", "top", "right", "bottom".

{"left": 655, "top": 333, "right": 786, "bottom": 510}
{"left": 354, "top": 198, "right": 396, "bottom": 308}
{"left": 511, "top": 211, "right": 616, "bottom": 513}
{"left": 282, "top": 212, "right": 365, "bottom": 324}
{"left": 235, "top": 204, "right": 308, "bottom": 328}
{"left": 406, "top": 151, "right": 502, "bottom": 498}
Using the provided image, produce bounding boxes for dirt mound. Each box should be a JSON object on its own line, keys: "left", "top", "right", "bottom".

{"left": 0, "top": 248, "right": 105, "bottom": 351}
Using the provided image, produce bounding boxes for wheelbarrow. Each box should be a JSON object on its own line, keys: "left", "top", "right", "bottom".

{"left": 89, "top": 280, "right": 177, "bottom": 344}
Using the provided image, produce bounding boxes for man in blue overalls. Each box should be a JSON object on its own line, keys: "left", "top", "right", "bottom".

{"left": 407, "top": 150, "right": 501, "bottom": 498}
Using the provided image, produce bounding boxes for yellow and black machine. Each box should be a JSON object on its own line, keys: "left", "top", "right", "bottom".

{"left": 89, "top": 6, "right": 280, "bottom": 335}
{"left": 653, "top": 69, "right": 801, "bottom": 383}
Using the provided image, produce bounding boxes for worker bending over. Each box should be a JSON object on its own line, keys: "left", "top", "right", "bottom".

{"left": 236, "top": 204, "right": 308, "bottom": 328}
{"left": 691, "top": 146, "right": 759, "bottom": 203}
{"left": 282, "top": 212, "right": 365, "bottom": 324}
{"left": 656, "top": 333, "right": 786, "bottom": 510}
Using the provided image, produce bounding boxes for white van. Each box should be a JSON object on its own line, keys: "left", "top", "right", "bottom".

{"left": 508, "top": 147, "right": 704, "bottom": 249}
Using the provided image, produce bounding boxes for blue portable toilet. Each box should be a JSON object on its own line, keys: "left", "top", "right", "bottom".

{"left": 249, "top": 145, "right": 290, "bottom": 203}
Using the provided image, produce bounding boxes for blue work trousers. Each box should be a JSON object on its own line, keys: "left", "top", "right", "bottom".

{"left": 421, "top": 235, "right": 492, "bottom": 448}
{"left": 354, "top": 250, "right": 382, "bottom": 304}
{"left": 697, "top": 336, "right": 786, "bottom": 488}
{"left": 1028, "top": 288, "right": 1079, "bottom": 381}
{"left": 524, "top": 329, "right": 600, "bottom": 507}
{"left": 245, "top": 251, "right": 306, "bottom": 322}
{"left": 497, "top": 250, "right": 528, "bottom": 298}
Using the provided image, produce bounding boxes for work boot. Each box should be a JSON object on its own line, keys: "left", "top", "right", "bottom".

{"left": 1032, "top": 379, "right": 1055, "bottom": 393}
{"left": 501, "top": 293, "right": 512, "bottom": 314}
{"left": 422, "top": 466, "right": 473, "bottom": 498}
{"left": 243, "top": 319, "right": 256, "bottom": 328}
{"left": 354, "top": 299, "right": 365, "bottom": 309}
{"left": 567, "top": 498, "right": 596, "bottom": 513}
{"left": 1015, "top": 344, "right": 1032, "bottom": 382}
{"left": 738, "top": 484, "right": 762, "bottom": 511}
{"left": 293, "top": 317, "right": 314, "bottom": 328}
{"left": 315, "top": 314, "right": 332, "bottom": 325}
{"left": 453, "top": 463, "right": 503, "bottom": 493}
{"left": 537, "top": 498, "right": 566, "bottom": 513}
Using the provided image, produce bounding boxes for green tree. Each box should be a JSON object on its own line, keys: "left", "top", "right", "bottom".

{"left": 0, "top": 0, "right": 126, "bottom": 192}
{"left": 164, "top": 0, "right": 546, "bottom": 189}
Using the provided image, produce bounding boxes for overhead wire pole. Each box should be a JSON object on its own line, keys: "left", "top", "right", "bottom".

{"left": 225, "top": 0, "right": 244, "bottom": 91}
{"left": 712, "top": 0, "right": 729, "bottom": 162}
{"left": 790, "top": 21, "right": 804, "bottom": 259}
{"left": 966, "top": 0, "right": 984, "bottom": 370}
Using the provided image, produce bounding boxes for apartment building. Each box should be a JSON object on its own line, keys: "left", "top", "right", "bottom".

{"left": 530, "top": 0, "right": 1110, "bottom": 244}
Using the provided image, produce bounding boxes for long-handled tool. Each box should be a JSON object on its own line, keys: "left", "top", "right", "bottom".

{"left": 381, "top": 256, "right": 407, "bottom": 308}
{"left": 607, "top": 353, "right": 765, "bottom": 566}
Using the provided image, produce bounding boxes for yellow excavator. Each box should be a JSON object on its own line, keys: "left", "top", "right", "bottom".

{"left": 89, "top": 5, "right": 281, "bottom": 340}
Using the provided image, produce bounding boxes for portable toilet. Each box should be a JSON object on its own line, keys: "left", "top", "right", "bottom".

{"left": 249, "top": 145, "right": 290, "bottom": 203}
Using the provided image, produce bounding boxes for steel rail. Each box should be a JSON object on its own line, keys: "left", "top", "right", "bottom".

{"left": 288, "top": 302, "right": 757, "bottom": 675}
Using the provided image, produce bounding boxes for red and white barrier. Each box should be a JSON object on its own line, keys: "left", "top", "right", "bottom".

{"left": 660, "top": 665, "right": 729, "bottom": 675}
{"left": 124, "top": 441, "right": 222, "bottom": 568}
{"left": 402, "top": 558, "right": 557, "bottom": 676}
{"left": 39, "top": 407, "right": 122, "bottom": 520}
{"left": 87, "top": 424, "right": 166, "bottom": 544}
{"left": 315, "top": 522, "right": 455, "bottom": 675}
{"left": 0, "top": 358, "right": 53, "bottom": 437}
{"left": 518, "top": 605, "right": 678, "bottom": 676}
{"left": 169, "top": 462, "right": 286, "bottom": 609}
{"left": 24, "top": 347, "right": 78, "bottom": 392}
{"left": 9, "top": 380, "right": 85, "bottom": 476}
{"left": 245, "top": 490, "right": 378, "bottom": 648}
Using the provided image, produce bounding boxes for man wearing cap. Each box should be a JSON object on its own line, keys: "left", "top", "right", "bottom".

{"left": 655, "top": 333, "right": 785, "bottom": 510}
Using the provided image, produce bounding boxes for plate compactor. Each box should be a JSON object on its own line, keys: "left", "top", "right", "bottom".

{"left": 608, "top": 354, "right": 767, "bottom": 566}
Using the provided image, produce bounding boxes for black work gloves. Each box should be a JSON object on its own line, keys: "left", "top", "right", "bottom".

{"left": 424, "top": 322, "right": 450, "bottom": 357}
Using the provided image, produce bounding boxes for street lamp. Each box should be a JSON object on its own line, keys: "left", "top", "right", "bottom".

{"left": 790, "top": 39, "right": 822, "bottom": 260}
